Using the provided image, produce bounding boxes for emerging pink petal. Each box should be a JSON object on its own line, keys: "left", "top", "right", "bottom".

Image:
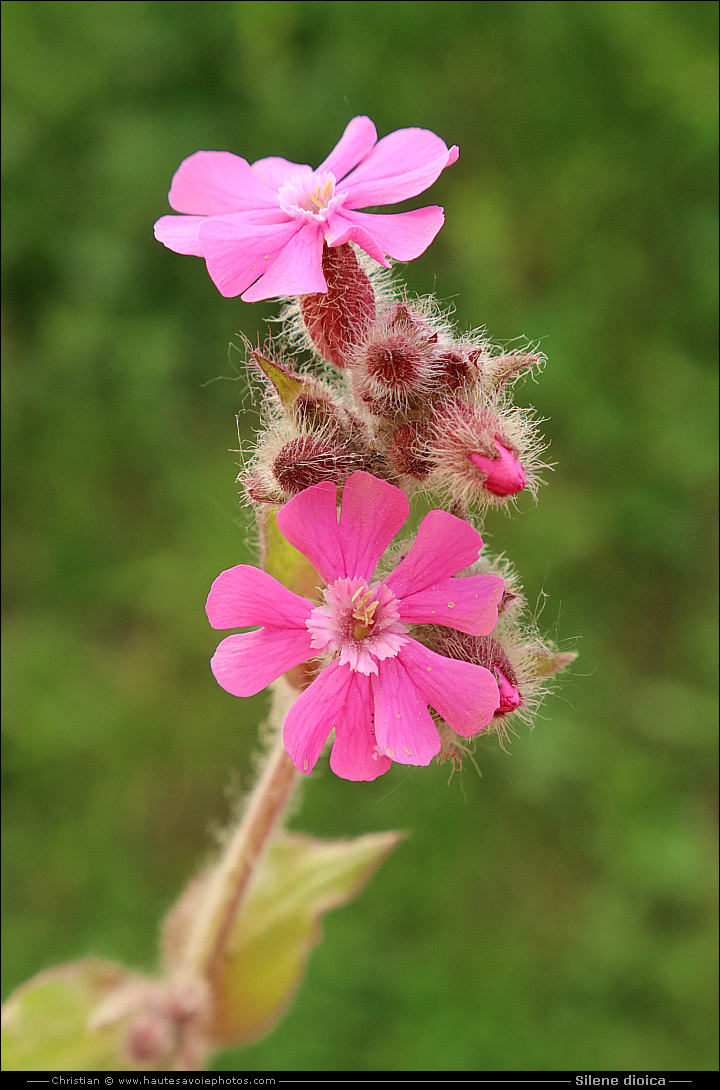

{"left": 318, "top": 116, "right": 378, "bottom": 180}
{"left": 211, "top": 627, "right": 314, "bottom": 698}
{"left": 153, "top": 215, "right": 206, "bottom": 257}
{"left": 275, "top": 480, "right": 344, "bottom": 585}
{"left": 399, "top": 639, "right": 499, "bottom": 737}
{"left": 240, "top": 223, "right": 326, "bottom": 302}
{"left": 168, "top": 151, "right": 278, "bottom": 214}
{"left": 283, "top": 660, "right": 352, "bottom": 774}
{"left": 329, "top": 672, "right": 392, "bottom": 781}
{"left": 471, "top": 441, "right": 527, "bottom": 496}
{"left": 398, "top": 573, "right": 504, "bottom": 635}
{"left": 371, "top": 657, "right": 441, "bottom": 765}
{"left": 341, "top": 128, "right": 458, "bottom": 208}
{"left": 384, "top": 509, "right": 483, "bottom": 599}
{"left": 496, "top": 669, "right": 522, "bottom": 715}
{"left": 206, "top": 565, "right": 312, "bottom": 631}
{"left": 336, "top": 206, "right": 447, "bottom": 261}
{"left": 199, "top": 217, "right": 300, "bottom": 297}
{"left": 338, "top": 471, "right": 409, "bottom": 582}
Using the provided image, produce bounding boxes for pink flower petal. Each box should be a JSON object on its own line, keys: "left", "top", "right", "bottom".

{"left": 398, "top": 573, "right": 504, "bottom": 635}
{"left": 211, "top": 627, "right": 314, "bottom": 698}
{"left": 251, "top": 155, "right": 311, "bottom": 189}
{"left": 338, "top": 206, "right": 446, "bottom": 261}
{"left": 240, "top": 223, "right": 326, "bottom": 301}
{"left": 383, "top": 510, "right": 483, "bottom": 600}
{"left": 338, "top": 472, "right": 409, "bottom": 582}
{"left": 324, "top": 207, "right": 446, "bottom": 264}
{"left": 283, "top": 660, "right": 352, "bottom": 774}
{"left": 323, "top": 213, "right": 391, "bottom": 267}
{"left": 168, "top": 151, "right": 278, "bottom": 214}
{"left": 198, "top": 216, "right": 300, "bottom": 297}
{"left": 329, "top": 672, "right": 392, "bottom": 781}
{"left": 275, "top": 480, "right": 345, "bottom": 585}
{"left": 206, "top": 565, "right": 313, "bottom": 631}
{"left": 153, "top": 214, "right": 206, "bottom": 257}
{"left": 318, "top": 116, "right": 378, "bottom": 181}
{"left": 341, "top": 128, "right": 458, "bottom": 208}
{"left": 399, "top": 639, "right": 499, "bottom": 737}
{"left": 371, "top": 657, "right": 440, "bottom": 765}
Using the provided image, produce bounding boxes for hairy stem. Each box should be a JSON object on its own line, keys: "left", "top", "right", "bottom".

{"left": 181, "top": 681, "right": 301, "bottom": 985}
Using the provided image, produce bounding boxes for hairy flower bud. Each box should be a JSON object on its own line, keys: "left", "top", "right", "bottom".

{"left": 290, "top": 393, "right": 368, "bottom": 452}
{"left": 386, "top": 421, "right": 433, "bottom": 480}
{"left": 300, "top": 243, "right": 376, "bottom": 368}
{"left": 435, "top": 348, "right": 476, "bottom": 393}
{"left": 350, "top": 302, "right": 446, "bottom": 416}
{"left": 428, "top": 397, "right": 541, "bottom": 508}
{"left": 273, "top": 435, "right": 367, "bottom": 495}
{"left": 484, "top": 349, "right": 546, "bottom": 391}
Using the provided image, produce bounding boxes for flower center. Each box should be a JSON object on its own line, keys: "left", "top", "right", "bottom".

{"left": 350, "top": 587, "right": 378, "bottom": 639}
{"left": 277, "top": 170, "right": 345, "bottom": 224}
{"left": 306, "top": 577, "right": 408, "bottom": 675}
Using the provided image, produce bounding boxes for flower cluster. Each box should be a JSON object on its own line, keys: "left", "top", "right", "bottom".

{"left": 156, "top": 116, "right": 572, "bottom": 780}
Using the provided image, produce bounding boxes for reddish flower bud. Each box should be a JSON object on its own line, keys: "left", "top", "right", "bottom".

{"left": 428, "top": 397, "right": 539, "bottom": 507}
{"left": 291, "top": 392, "right": 341, "bottom": 430}
{"left": 470, "top": 440, "right": 527, "bottom": 496}
{"left": 273, "top": 435, "right": 366, "bottom": 495}
{"left": 435, "top": 349, "right": 474, "bottom": 392}
{"left": 351, "top": 303, "right": 444, "bottom": 416}
{"left": 300, "top": 243, "right": 376, "bottom": 367}
{"left": 386, "top": 421, "right": 433, "bottom": 480}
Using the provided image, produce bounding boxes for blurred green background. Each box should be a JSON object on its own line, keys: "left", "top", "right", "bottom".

{"left": 2, "top": 0, "right": 717, "bottom": 1073}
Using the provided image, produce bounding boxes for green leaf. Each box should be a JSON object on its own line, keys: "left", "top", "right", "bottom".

{"left": 0, "top": 959, "right": 156, "bottom": 1071}
{"left": 209, "top": 830, "right": 403, "bottom": 1047}
{"left": 252, "top": 351, "right": 307, "bottom": 408}
{"left": 261, "top": 508, "right": 322, "bottom": 602}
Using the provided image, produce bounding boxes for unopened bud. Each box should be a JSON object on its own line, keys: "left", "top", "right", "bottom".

{"left": 386, "top": 421, "right": 433, "bottom": 480}
{"left": 351, "top": 303, "right": 442, "bottom": 416}
{"left": 273, "top": 435, "right": 366, "bottom": 495}
{"left": 291, "top": 394, "right": 368, "bottom": 453}
{"left": 428, "top": 398, "right": 536, "bottom": 507}
{"left": 486, "top": 350, "right": 545, "bottom": 390}
{"left": 300, "top": 243, "right": 376, "bottom": 367}
{"left": 470, "top": 440, "right": 526, "bottom": 496}
{"left": 435, "top": 349, "right": 474, "bottom": 392}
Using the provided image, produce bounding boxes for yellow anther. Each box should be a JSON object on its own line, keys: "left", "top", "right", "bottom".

{"left": 350, "top": 588, "right": 378, "bottom": 639}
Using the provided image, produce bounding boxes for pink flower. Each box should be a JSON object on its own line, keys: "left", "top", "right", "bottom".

{"left": 206, "top": 472, "right": 503, "bottom": 781}
{"left": 154, "top": 116, "right": 458, "bottom": 301}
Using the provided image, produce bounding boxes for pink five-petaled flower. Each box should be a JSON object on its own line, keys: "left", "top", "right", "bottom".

{"left": 206, "top": 472, "right": 504, "bottom": 781}
{"left": 154, "top": 116, "right": 458, "bottom": 301}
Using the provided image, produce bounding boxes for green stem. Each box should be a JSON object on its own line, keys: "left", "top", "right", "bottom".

{"left": 181, "top": 683, "right": 301, "bottom": 985}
